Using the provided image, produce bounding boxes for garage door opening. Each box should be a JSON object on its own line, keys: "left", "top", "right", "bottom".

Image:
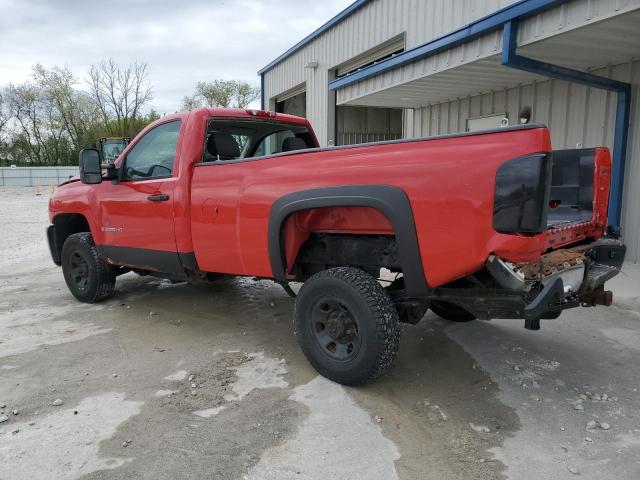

{"left": 337, "top": 106, "right": 402, "bottom": 146}
{"left": 276, "top": 85, "right": 306, "bottom": 118}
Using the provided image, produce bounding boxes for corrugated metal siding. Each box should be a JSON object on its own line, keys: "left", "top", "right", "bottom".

{"left": 263, "top": 0, "right": 640, "bottom": 260}
{"left": 337, "top": 0, "right": 640, "bottom": 106}
{"left": 263, "top": 0, "right": 521, "bottom": 145}
{"left": 517, "top": 0, "right": 640, "bottom": 48}
{"left": 407, "top": 59, "right": 640, "bottom": 262}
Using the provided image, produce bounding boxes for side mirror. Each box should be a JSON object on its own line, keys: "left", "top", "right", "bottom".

{"left": 105, "top": 162, "right": 119, "bottom": 180}
{"left": 79, "top": 148, "right": 103, "bottom": 184}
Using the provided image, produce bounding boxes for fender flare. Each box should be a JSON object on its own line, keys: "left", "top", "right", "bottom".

{"left": 268, "top": 185, "right": 429, "bottom": 296}
{"left": 49, "top": 212, "right": 93, "bottom": 265}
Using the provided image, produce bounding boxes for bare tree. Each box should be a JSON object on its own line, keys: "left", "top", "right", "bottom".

{"left": 0, "top": 89, "right": 12, "bottom": 165}
{"left": 88, "top": 59, "right": 153, "bottom": 135}
{"left": 0, "top": 90, "right": 9, "bottom": 137}
{"left": 182, "top": 79, "right": 260, "bottom": 110}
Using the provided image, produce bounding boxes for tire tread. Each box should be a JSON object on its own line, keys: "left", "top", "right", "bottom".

{"left": 62, "top": 232, "right": 115, "bottom": 303}
{"left": 295, "top": 267, "right": 400, "bottom": 385}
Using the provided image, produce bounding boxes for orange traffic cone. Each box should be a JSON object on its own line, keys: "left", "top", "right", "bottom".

{"left": 35, "top": 181, "right": 42, "bottom": 196}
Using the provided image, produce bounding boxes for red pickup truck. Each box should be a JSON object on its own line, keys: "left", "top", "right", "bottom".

{"left": 48, "top": 108, "right": 625, "bottom": 385}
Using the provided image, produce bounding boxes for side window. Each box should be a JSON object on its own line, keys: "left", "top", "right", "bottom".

{"left": 123, "top": 121, "right": 181, "bottom": 181}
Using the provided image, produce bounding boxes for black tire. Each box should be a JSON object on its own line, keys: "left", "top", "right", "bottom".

{"left": 430, "top": 301, "right": 476, "bottom": 322}
{"left": 61, "top": 232, "right": 116, "bottom": 303}
{"left": 294, "top": 267, "right": 400, "bottom": 385}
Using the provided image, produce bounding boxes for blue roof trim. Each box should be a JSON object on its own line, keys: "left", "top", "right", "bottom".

{"left": 329, "top": 0, "right": 572, "bottom": 91}
{"left": 258, "top": 0, "right": 371, "bottom": 75}
{"left": 502, "top": 22, "right": 629, "bottom": 92}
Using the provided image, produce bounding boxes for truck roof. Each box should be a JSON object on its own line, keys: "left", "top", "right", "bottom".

{"left": 182, "top": 107, "right": 309, "bottom": 126}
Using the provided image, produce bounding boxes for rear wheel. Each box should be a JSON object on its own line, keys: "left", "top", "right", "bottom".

{"left": 430, "top": 301, "right": 476, "bottom": 322}
{"left": 61, "top": 233, "right": 116, "bottom": 303}
{"left": 294, "top": 267, "right": 400, "bottom": 385}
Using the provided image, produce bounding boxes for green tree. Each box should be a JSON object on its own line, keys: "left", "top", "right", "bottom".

{"left": 182, "top": 79, "right": 260, "bottom": 110}
{"left": 0, "top": 61, "right": 159, "bottom": 166}
{"left": 33, "top": 64, "right": 99, "bottom": 152}
{"left": 5, "top": 80, "right": 70, "bottom": 165}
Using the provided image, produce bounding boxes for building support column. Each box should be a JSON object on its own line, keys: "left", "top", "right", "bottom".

{"left": 260, "top": 73, "right": 265, "bottom": 110}
{"left": 327, "top": 70, "right": 337, "bottom": 146}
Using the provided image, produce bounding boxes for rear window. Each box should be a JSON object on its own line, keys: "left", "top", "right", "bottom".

{"left": 203, "top": 119, "right": 316, "bottom": 162}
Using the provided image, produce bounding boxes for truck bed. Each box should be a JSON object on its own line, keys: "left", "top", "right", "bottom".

{"left": 544, "top": 147, "right": 610, "bottom": 250}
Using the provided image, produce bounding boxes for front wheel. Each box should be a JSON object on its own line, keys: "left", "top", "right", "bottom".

{"left": 61, "top": 232, "right": 116, "bottom": 303}
{"left": 294, "top": 267, "right": 400, "bottom": 385}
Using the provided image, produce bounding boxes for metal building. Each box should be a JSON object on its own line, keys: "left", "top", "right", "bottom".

{"left": 259, "top": 0, "right": 640, "bottom": 262}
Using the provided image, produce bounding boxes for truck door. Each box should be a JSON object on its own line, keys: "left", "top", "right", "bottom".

{"left": 95, "top": 120, "right": 183, "bottom": 275}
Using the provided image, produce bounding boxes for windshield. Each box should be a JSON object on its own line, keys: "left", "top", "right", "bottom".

{"left": 203, "top": 119, "right": 315, "bottom": 162}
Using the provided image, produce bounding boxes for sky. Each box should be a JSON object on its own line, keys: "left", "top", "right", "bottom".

{"left": 0, "top": 0, "right": 354, "bottom": 114}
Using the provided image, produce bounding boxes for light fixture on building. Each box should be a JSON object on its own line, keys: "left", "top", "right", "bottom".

{"left": 519, "top": 107, "right": 532, "bottom": 124}
{"left": 305, "top": 61, "right": 319, "bottom": 69}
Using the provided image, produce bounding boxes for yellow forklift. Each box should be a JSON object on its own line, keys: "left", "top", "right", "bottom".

{"left": 98, "top": 137, "right": 130, "bottom": 164}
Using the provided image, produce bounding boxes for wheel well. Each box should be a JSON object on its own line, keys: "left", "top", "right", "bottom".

{"left": 52, "top": 214, "right": 91, "bottom": 264}
{"left": 292, "top": 233, "right": 401, "bottom": 281}
{"left": 268, "top": 185, "right": 429, "bottom": 296}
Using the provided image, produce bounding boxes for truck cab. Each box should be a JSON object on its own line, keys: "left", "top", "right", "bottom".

{"left": 50, "top": 108, "right": 317, "bottom": 276}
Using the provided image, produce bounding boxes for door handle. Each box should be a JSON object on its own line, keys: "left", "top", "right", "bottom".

{"left": 147, "top": 193, "right": 170, "bottom": 202}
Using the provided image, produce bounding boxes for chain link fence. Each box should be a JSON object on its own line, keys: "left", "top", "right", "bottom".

{"left": 0, "top": 167, "right": 79, "bottom": 187}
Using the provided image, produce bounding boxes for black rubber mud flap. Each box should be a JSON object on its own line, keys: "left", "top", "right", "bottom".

{"left": 523, "top": 277, "right": 564, "bottom": 330}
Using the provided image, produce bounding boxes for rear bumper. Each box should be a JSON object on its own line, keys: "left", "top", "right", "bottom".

{"left": 522, "top": 243, "right": 624, "bottom": 328}
{"left": 572, "top": 237, "right": 626, "bottom": 270}
{"left": 428, "top": 238, "right": 625, "bottom": 329}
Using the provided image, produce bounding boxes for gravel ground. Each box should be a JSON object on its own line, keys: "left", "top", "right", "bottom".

{"left": 0, "top": 187, "right": 639, "bottom": 480}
